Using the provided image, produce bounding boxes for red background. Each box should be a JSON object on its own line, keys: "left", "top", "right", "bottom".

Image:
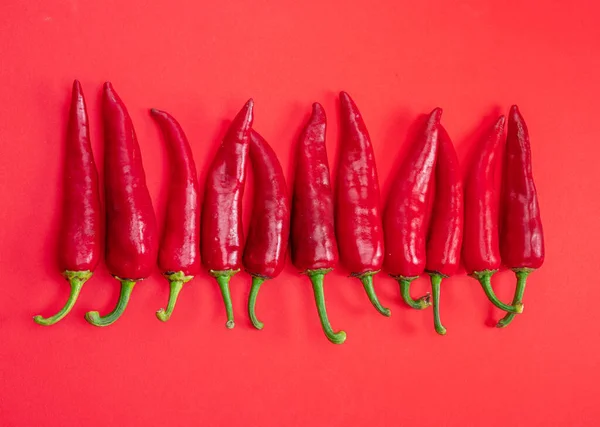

{"left": 1, "top": 1, "right": 599, "bottom": 426}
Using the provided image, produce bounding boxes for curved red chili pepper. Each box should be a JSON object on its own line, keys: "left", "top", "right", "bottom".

{"left": 291, "top": 103, "right": 345, "bottom": 344}
{"left": 383, "top": 108, "right": 442, "bottom": 310}
{"left": 34, "top": 80, "right": 101, "bottom": 326}
{"left": 242, "top": 130, "right": 290, "bottom": 329}
{"left": 150, "top": 109, "right": 201, "bottom": 322}
{"left": 201, "top": 99, "right": 254, "bottom": 329}
{"left": 497, "top": 105, "right": 545, "bottom": 327}
{"left": 462, "top": 115, "right": 522, "bottom": 315}
{"left": 86, "top": 82, "right": 158, "bottom": 327}
{"left": 425, "top": 125, "right": 463, "bottom": 335}
{"left": 336, "top": 92, "right": 389, "bottom": 317}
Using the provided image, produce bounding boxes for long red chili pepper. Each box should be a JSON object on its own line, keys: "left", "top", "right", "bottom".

{"left": 85, "top": 82, "right": 158, "bottom": 327}
{"left": 497, "top": 106, "right": 544, "bottom": 327}
{"left": 201, "top": 99, "right": 254, "bottom": 329}
{"left": 336, "top": 92, "right": 389, "bottom": 317}
{"left": 291, "top": 103, "right": 345, "bottom": 344}
{"left": 34, "top": 80, "right": 101, "bottom": 326}
{"left": 383, "top": 108, "right": 442, "bottom": 310}
{"left": 462, "top": 116, "right": 522, "bottom": 314}
{"left": 425, "top": 124, "right": 463, "bottom": 335}
{"left": 242, "top": 130, "right": 290, "bottom": 329}
{"left": 150, "top": 109, "right": 201, "bottom": 322}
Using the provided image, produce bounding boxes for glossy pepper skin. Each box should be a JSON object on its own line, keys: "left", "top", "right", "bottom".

{"left": 336, "top": 92, "right": 389, "bottom": 317}
{"left": 150, "top": 109, "right": 201, "bottom": 322}
{"left": 497, "top": 106, "right": 545, "bottom": 327}
{"left": 85, "top": 82, "right": 158, "bottom": 327}
{"left": 242, "top": 130, "right": 290, "bottom": 329}
{"left": 383, "top": 108, "right": 442, "bottom": 310}
{"left": 291, "top": 103, "right": 345, "bottom": 344}
{"left": 34, "top": 80, "right": 101, "bottom": 326}
{"left": 462, "top": 116, "right": 522, "bottom": 315}
{"left": 201, "top": 99, "right": 254, "bottom": 329}
{"left": 425, "top": 125, "right": 463, "bottom": 335}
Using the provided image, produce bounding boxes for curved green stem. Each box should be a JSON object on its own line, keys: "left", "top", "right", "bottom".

{"left": 308, "top": 269, "right": 346, "bottom": 345}
{"left": 430, "top": 273, "right": 446, "bottom": 335}
{"left": 396, "top": 276, "right": 431, "bottom": 309}
{"left": 156, "top": 271, "right": 193, "bottom": 322}
{"left": 474, "top": 270, "right": 523, "bottom": 314}
{"left": 497, "top": 269, "right": 531, "bottom": 328}
{"left": 211, "top": 269, "right": 237, "bottom": 329}
{"left": 357, "top": 272, "right": 391, "bottom": 317}
{"left": 248, "top": 276, "right": 266, "bottom": 330}
{"left": 33, "top": 270, "right": 91, "bottom": 326}
{"left": 85, "top": 279, "right": 136, "bottom": 327}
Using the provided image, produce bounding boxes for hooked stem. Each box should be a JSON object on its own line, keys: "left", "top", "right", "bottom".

{"left": 308, "top": 269, "right": 346, "bottom": 345}
{"left": 248, "top": 276, "right": 266, "bottom": 330}
{"left": 33, "top": 270, "right": 92, "bottom": 326}
{"left": 85, "top": 279, "right": 136, "bottom": 327}
{"left": 356, "top": 272, "right": 391, "bottom": 317}
{"left": 396, "top": 276, "right": 431, "bottom": 309}
{"left": 430, "top": 273, "right": 447, "bottom": 335}
{"left": 497, "top": 268, "right": 531, "bottom": 328}
{"left": 211, "top": 270, "right": 237, "bottom": 329}
{"left": 156, "top": 271, "right": 193, "bottom": 322}
{"left": 473, "top": 270, "right": 523, "bottom": 314}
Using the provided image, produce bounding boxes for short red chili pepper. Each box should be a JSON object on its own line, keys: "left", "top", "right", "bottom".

{"left": 462, "top": 115, "right": 523, "bottom": 314}
{"left": 201, "top": 99, "right": 254, "bottom": 329}
{"left": 336, "top": 92, "right": 389, "bottom": 317}
{"left": 383, "top": 108, "right": 442, "bottom": 310}
{"left": 85, "top": 82, "right": 159, "bottom": 327}
{"left": 497, "top": 105, "right": 545, "bottom": 327}
{"left": 34, "top": 80, "right": 101, "bottom": 326}
{"left": 425, "top": 124, "right": 463, "bottom": 335}
{"left": 150, "top": 109, "right": 201, "bottom": 322}
{"left": 242, "top": 130, "right": 290, "bottom": 329}
{"left": 291, "top": 103, "right": 345, "bottom": 344}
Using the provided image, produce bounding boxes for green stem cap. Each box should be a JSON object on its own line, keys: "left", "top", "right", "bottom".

{"left": 396, "top": 276, "right": 431, "bottom": 309}
{"left": 33, "top": 270, "right": 92, "bottom": 326}
{"left": 211, "top": 269, "right": 237, "bottom": 329}
{"left": 474, "top": 270, "right": 524, "bottom": 314}
{"left": 308, "top": 269, "right": 346, "bottom": 345}
{"left": 356, "top": 272, "right": 391, "bottom": 317}
{"left": 156, "top": 271, "right": 193, "bottom": 322}
{"left": 429, "top": 273, "right": 447, "bottom": 335}
{"left": 497, "top": 268, "right": 531, "bottom": 328}
{"left": 85, "top": 279, "right": 136, "bottom": 327}
{"left": 248, "top": 276, "right": 266, "bottom": 330}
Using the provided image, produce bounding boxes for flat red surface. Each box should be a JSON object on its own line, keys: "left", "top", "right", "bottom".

{"left": 1, "top": 1, "right": 599, "bottom": 426}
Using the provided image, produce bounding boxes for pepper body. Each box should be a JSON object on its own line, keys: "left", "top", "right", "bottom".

{"left": 151, "top": 109, "right": 201, "bottom": 321}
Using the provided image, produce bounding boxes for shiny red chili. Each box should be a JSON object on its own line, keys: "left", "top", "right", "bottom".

{"left": 462, "top": 115, "right": 522, "bottom": 315}
{"left": 34, "top": 80, "right": 101, "bottom": 326}
{"left": 425, "top": 124, "right": 463, "bottom": 335}
{"left": 242, "top": 130, "right": 290, "bottom": 330}
{"left": 291, "top": 102, "right": 345, "bottom": 345}
{"left": 383, "top": 108, "right": 442, "bottom": 310}
{"left": 85, "top": 82, "right": 158, "bottom": 327}
{"left": 150, "top": 108, "right": 201, "bottom": 322}
{"left": 201, "top": 99, "right": 254, "bottom": 329}
{"left": 497, "top": 105, "right": 545, "bottom": 327}
{"left": 336, "top": 91, "right": 389, "bottom": 317}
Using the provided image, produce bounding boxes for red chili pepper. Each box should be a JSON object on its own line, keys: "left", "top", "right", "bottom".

{"left": 383, "top": 108, "right": 442, "bottom": 310}
{"left": 291, "top": 103, "right": 345, "bottom": 344}
{"left": 242, "top": 130, "right": 290, "bottom": 329}
{"left": 336, "top": 92, "right": 389, "bottom": 317}
{"left": 425, "top": 125, "right": 463, "bottom": 335}
{"left": 85, "top": 82, "right": 158, "bottom": 327}
{"left": 497, "top": 105, "right": 545, "bottom": 327}
{"left": 462, "top": 116, "right": 523, "bottom": 315}
{"left": 34, "top": 80, "right": 101, "bottom": 326}
{"left": 150, "top": 109, "right": 201, "bottom": 322}
{"left": 201, "top": 99, "right": 254, "bottom": 329}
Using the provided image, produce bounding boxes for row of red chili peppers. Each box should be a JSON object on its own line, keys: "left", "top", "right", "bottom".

{"left": 34, "top": 81, "right": 544, "bottom": 345}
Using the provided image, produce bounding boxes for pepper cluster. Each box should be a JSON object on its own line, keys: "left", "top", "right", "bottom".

{"left": 34, "top": 82, "right": 544, "bottom": 344}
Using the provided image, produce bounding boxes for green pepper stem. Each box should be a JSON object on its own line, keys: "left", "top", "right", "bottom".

{"left": 33, "top": 270, "right": 91, "bottom": 326}
{"left": 357, "top": 272, "right": 391, "bottom": 317}
{"left": 397, "top": 276, "right": 431, "bottom": 309}
{"left": 248, "top": 276, "right": 266, "bottom": 330}
{"left": 85, "top": 279, "right": 136, "bottom": 327}
{"left": 430, "top": 273, "right": 446, "bottom": 335}
{"left": 497, "top": 269, "right": 531, "bottom": 328}
{"left": 308, "top": 269, "right": 346, "bottom": 345}
{"left": 211, "top": 270, "right": 237, "bottom": 329}
{"left": 474, "top": 270, "right": 523, "bottom": 314}
{"left": 156, "top": 271, "right": 193, "bottom": 322}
